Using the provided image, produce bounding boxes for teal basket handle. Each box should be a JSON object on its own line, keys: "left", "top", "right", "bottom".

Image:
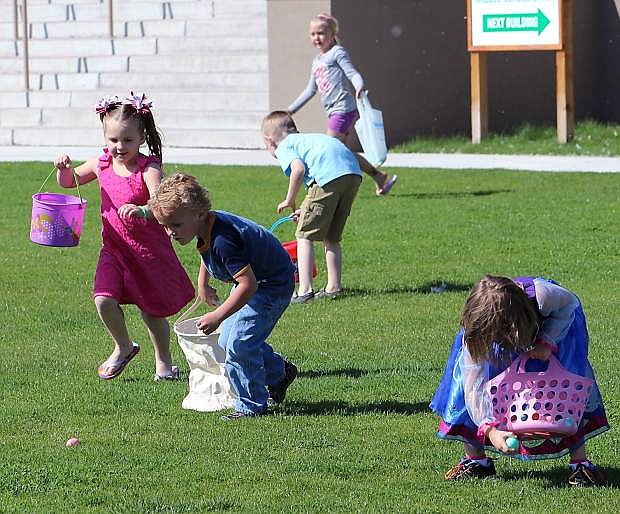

{"left": 268, "top": 215, "right": 295, "bottom": 233}
{"left": 38, "top": 167, "right": 85, "bottom": 206}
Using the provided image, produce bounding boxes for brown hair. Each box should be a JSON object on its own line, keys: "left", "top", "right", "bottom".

{"left": 148, "top": 172, "right": 211, "bottom": 219}
{"left": 261, "top": 111, "right": 298, "bottom": 141}
{"left": 101, "top": 103, "right": 163, "bottom": 164}
{"left": 461, "top": 275, "right": 539, "bottom": 364}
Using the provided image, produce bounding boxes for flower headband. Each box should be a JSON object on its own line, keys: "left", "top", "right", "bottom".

{"left": 94, "top": 95, "right": 121, "bottom": 114}
{"left": 94, "top": 92, "right": 153, "bottom": 115}
{"left": 127, "top": 91, "right": 153, "bottom": 114}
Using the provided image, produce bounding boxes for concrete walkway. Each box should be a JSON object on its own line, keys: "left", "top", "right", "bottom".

{"left": 1, "top": 145, "right": 619, "bottom": 172}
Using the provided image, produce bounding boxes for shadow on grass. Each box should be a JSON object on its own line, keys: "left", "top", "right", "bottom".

{"left": 500, "top": 465, "right": 620, "bottom": 489}
{"left": 280, "top": 399, "right": 429, "bottom": 417}
{"left": 299, "top": 368, "right": 372, "bottom": 379}
{"left": 343, "top": 281, "right": 473, "bottom": 298}
{"left": 388, "top": 189, "right": 514, "bottom": 200}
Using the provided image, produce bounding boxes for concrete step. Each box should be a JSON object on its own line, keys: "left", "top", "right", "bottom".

{"left": 0, "top": 55, "right": 129, "bottom": 73}
{"left": 0, "top": 73, "right": 100, "bottom": 91}
{"left": 3, "top": 37, "right": 158, "bottom": 58}
{"left": 2, "top": 90, "right": 268, "bottom": 110}
{"left": 1, "top": 17, "right": 267, "bottom": 40}
{"left": 1, "top": 52, "right": 267, "bottom": 74}
{"left": 165, "top": 128, "right": 263, "bottom": 148}
{"left": 0, "top": 69, "right": 268, "bottom": 91}
{"left": 129, "top": 54, "right": 267, "bottom": 73}
{"left": 100, "top": 71, "right": 268, "bottom": 90}
{"left": 186, "top": 18, "right": 267, "bottom": 37}
{"left": 157, "top": 36, "right": 266, "bottom": 55}
{"left": 0, "top": 128, "right": 12, "bottom": 145}
{"left": 2, "top": 1, "right": 266, "bottom": 23}
{"left": 10, "top": 126, "right": 263, "bottom": 149}
{"left": 0, "top": 107, "right": 266, "bottom": 131}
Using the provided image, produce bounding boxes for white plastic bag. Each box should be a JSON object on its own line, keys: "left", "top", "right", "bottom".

{"left": 355, "top": 91, "right": 387, "bottom": 167}
{"left": 174, "top": 299, "right": 236, "bottom": 412}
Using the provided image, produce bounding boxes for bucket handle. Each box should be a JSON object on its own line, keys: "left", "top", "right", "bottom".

{"left": 38, "top": 167, "right": 85, "bottom": 207}
{"left": 268, "top": 215, "right": 294, "bottom": 233}
{"left": 174, "top": 296, "right": 204, "bottom": 328}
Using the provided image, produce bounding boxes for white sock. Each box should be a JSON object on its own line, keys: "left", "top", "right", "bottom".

{"left": 467, "top": 456, "right": 491, "bottom": 467}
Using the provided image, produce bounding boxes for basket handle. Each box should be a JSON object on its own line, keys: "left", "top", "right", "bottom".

{"left": 38, "top": 167, "right": 85, "bottom": 206}
{"left": 268, "top": 215, "right": 294, "bottom": 233}
{"left": 515, "top": 353, "right": 562, "bottom": 374}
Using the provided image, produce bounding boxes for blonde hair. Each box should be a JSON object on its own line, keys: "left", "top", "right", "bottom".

{"left": 461, "top": 275, "right": 539, "bottom": 364}
{"left": 261, "top": 111, "right": 298, "bottom": 142}
{"left": 148, "top": 172, "right": 211, "bottom": 218}
{"left": 311, "top": 13, "right": 340, "bottom": 44}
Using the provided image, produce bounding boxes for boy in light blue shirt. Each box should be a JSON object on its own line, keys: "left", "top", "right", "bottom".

{"left": 262, "top": 111, "right": 362, "bottom": 303}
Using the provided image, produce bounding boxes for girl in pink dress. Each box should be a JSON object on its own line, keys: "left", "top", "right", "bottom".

{"left": 54, "top": 93, "right": 194, "bottom": 381}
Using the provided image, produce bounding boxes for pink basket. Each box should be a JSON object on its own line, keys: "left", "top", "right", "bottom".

{"left": 486, "top": 355, "right": 593, "bottom": 438}
{"left": 30, "top": 168, "right": 87, "bottom": 247}
{"left": 30, "top": 193, "right": 87, "bottom": 247}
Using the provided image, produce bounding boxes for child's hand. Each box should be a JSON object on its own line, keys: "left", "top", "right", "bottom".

{"left": 528, "top": 338, "right": 554, "bottom": 361}
{"left": 199, "top": 285, "right": 221, "bottom": 307}
{"left": 196, "top": 311, "right": 222, "bottom": 335}
{"left": 277, "top": 200, "right": 295, "bottom": 214}
{"left": 488, "top": 427, "right": 518, "bottom": 453}
{"left": 291, "top": 209, "right": 301, "bottom": 222}
{"left": 118, "top": 203, "right": 144, "bottom": 219}
{"left": 54, "top": 155, "right": 72, "bottom": 169}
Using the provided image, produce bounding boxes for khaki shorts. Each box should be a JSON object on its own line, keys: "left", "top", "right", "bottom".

{"left": 296, "top": 174, "right": 361, "bottom": 242}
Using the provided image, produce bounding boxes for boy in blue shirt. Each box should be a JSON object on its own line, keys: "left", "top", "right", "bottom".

{"left": 261, "top": 111, "right": 362, "bottom": 303}
{"left": 149, "top": 173, "right": 297, "bottom": 420}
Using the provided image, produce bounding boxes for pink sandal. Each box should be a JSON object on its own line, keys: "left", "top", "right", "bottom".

{"left": 97, "top": 343, "right": 140, "bottom": 380}
{"left": 376, "top": 174, "right": 398, "bottom": 196}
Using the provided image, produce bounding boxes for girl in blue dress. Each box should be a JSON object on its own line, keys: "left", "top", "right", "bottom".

{"left": 430, "top": 275, "right": 609, "bottom": 486}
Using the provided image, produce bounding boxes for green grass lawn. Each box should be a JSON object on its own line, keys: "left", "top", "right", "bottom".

{"left": 394, "top": 120, "right": 620, "bottom": 156}
{"left": 1, "top": 161, "right": 618, "bottom": 513}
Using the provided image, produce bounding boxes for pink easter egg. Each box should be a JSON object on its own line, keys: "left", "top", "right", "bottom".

{"left": 65, "top": 437, "right": 80, "bottom": 448}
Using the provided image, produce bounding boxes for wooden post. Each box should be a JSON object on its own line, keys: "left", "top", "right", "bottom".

{"left": 22, "top": 0, "right": 30, "bottom": 90}
{"left": 556, "top": 0, "right": 573, "bottom": 143}
{"left": 108, "top": 0, "right": 114, "bottom": 38}
{"left": 470, "top": 52, "right": 488, "bottom": 144}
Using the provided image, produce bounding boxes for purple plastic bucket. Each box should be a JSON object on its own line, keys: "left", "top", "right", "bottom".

{"left": 30, "top": 192, "right": 87, "bottom": 247}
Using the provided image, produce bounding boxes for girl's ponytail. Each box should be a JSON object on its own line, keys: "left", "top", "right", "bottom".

{"left": 141, "top": 111, "right": 163, "bottom": 165}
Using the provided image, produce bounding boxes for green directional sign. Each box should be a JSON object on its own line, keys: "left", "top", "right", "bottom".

{"left": 483, "top": 9, "right": 550, "bottom": 36}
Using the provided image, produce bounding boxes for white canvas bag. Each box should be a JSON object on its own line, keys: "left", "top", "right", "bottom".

{"left": 173, "top": 298, "right": 236, "bottom": 412}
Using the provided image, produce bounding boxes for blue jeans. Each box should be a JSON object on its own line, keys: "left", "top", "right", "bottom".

{"left": 217, "top": 290, "right": 290, "bottom": 414}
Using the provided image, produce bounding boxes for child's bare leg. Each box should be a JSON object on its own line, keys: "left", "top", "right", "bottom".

{"left": 140, "top": 311, "right": 173, "bottom": 375}
{"left": 464, "top": 442, "right": 486, "bottom": 459}
{"left": 569, "top": 444, "right": 587, "bottom": 462}
{"left": 328, "top": 128, "right": 388, "bottom": 189}
{"left": 296, "top": 238, "right": 315, "bottom": 296}
{"left": 323, "top": 240, "right": 342, "bottom": 293}
{"left": 94, "top": 295, "right": 134, "bottom": 365}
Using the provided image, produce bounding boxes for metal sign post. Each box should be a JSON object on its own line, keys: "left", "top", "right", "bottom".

{"left": 467, "top": 0, "right": 573, "bottom": 143}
